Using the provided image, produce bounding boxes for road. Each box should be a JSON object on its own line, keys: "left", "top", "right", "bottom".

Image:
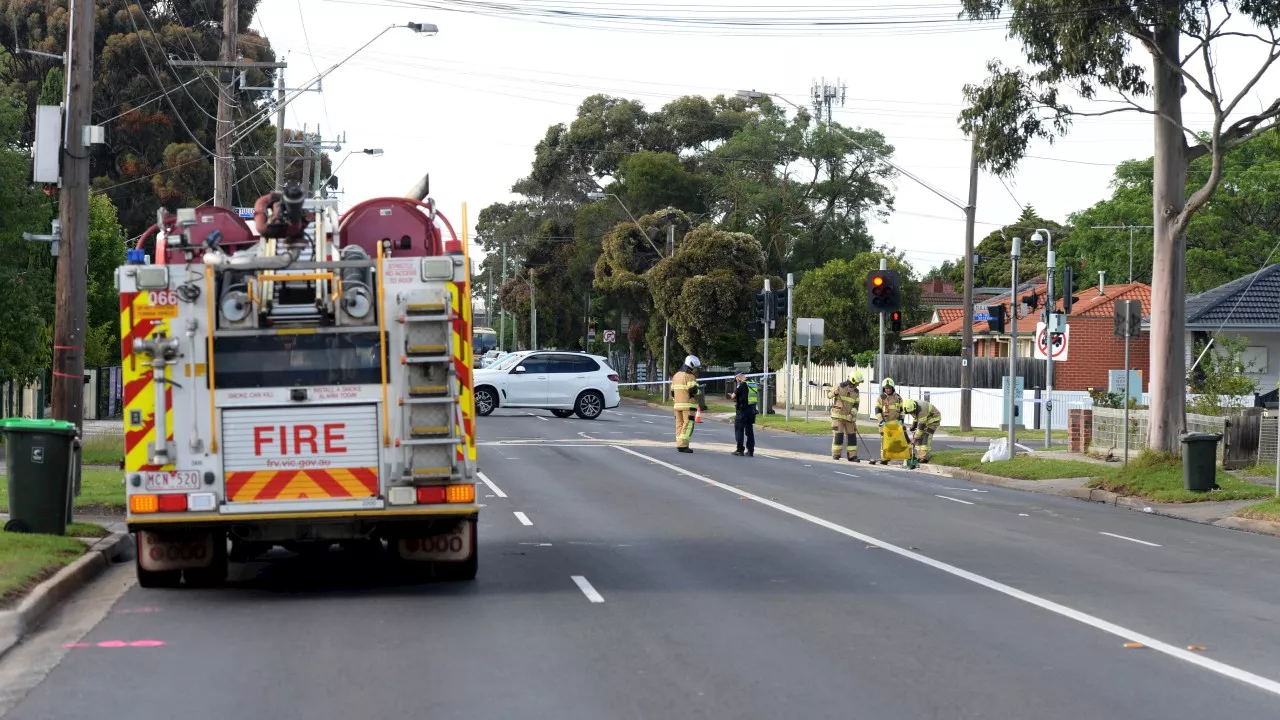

{"left": 3, "top": 400, "right": 1280, "bottom": 718}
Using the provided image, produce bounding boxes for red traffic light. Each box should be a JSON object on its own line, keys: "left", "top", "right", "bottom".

{"left": 890, "top": 311, "right": 901, "bottom": 321}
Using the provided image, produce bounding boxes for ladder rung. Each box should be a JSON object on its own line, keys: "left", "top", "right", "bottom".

{"left": 404, "top": 356, "right": 452, "bottom": 364}
{"left": 403, "top": 396, "right": 456, "bottom": 405}
{"left": 406, "top": 344, "right": 447, "bottom": 355}
{"left": 403, "top": 314, "right": 451, "bottom": 323}
{"left": 410, "top": 425, "right": 450, "bottom": 437}
{"left": 402, "top": 438, "right": 459, "bottom": 446}
{"left": 409, "top": 385, "right": 450, "bottom": 397}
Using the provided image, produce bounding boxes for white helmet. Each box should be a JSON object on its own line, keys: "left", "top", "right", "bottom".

{"left": 684, "top": 354, "right": 701, "bottom": 369}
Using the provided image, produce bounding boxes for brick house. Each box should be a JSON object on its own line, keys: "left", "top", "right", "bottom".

{"left": 902, "top": 281, "right": 1153, "bottom": 392}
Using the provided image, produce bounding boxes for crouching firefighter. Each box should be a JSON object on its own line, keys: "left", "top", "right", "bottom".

{"left": 828, "top": 371, "right": 863, "bottom": 461}
{"left": 873, "top": 377, "right": 904, "bottom": 465}
{"left": 902, "top": 399, "right": 942, "bottom": 463}
{"left": 672, "top": 355, "right": 705, "bottom": 453}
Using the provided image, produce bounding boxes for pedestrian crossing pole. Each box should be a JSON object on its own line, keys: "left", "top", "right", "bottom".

{"left": 762, "top": 278, "right": 771, "bottom": 415}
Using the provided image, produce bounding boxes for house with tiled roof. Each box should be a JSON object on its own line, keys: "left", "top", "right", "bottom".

{"left": 1157, "top": 263, "right": 1280, "bottom": 403}
{"left": 902, "top": 280, "right": 1153, "bottom": 391}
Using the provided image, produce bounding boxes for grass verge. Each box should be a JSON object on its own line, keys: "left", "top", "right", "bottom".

{"left": 0, "top": 467, "right": 125, "bottom": 514}
{"left": 1087, "top": 453, "right": 1272, "bottom": 503}
{"left": 1236, "top": 499, "right": 1280, "bottom": 523}
{"left": 0, "top": 532, "right": 86, "bottom": 608}
{"left": 1236, "top": 463, "right": 1277, "bottom": 479}
{"left": 80, "top": 434, "right": 124, "bottom": 466}
{"left": 929, "top": 449, "right": 1116, "bottom": 481}
{"left": 66, "top": 522, "right": 109, "bottom": 538}
{"left": 941, "top": 426, "right": 1069, "bottom": 441}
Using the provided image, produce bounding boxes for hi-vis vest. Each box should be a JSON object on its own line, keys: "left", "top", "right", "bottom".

{"left": 912, "top": 400, "right": 942, "bottom": 428}
{"left": 746, "top": 380, "right": 759, "bottom": 405}
{"left": 828, "top": 381, "right": 859, "bottom": 421}
{"left": 672, "top": 371, "right": 699, "bottom": 411}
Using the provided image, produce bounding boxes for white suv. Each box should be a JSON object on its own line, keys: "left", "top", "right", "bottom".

{"left": 473, "top": 351, "right": 621, "bottom": 420}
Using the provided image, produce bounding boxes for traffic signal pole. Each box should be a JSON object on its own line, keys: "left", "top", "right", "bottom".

{"left": 1007, "top": 238, "right": 1021, "bottom": 459}
{"left": 878, "top": 258, "right": 887, "bottom": 381}
{"left": 762, "top": 279, "right": 771, "bottom": 415}
{"left": 785, "top": 273, "right": 794, "bottom": 421}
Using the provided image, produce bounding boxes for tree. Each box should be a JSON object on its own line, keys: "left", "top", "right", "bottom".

{"left": 957, "top": 0, "right": 1280, "bottom": 452}
{"left": 85, "top": 193, "right": 127, "bottom": 367}
{"left": 932, "top": 206, "right": 1067, "bottom": 288}
{"left": 647, "top": 220, "right": 767, "bottom": 365}
{"left": 1063, "top": 128, "right": 1280, "bottom": 292}
{"left": 791, "top": 251, "right": 923, "bottom": 363}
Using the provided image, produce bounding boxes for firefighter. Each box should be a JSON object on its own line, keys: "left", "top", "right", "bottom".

{"left": 902, "top": 399, "right": 942, "bottom": 463}
{"left": 873, "top": 377, "right": 904, "bottom": 465}
{"left": 731, "top": 372, "right": 757, "bottom": 457}
{"left": 827, "top": 370, "right": 863, "bottom": 461}
{"left": 671, "top": 355, "right": 704, "bottom": 453}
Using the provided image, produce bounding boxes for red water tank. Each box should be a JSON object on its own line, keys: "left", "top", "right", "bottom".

{"left": 339, "top": 198, "right": 446, "bottom": 257}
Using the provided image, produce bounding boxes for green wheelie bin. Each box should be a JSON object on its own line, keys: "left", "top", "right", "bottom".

{"left": 1179, "top": 431, "right": 1222, "bottom": 493}
{"left": 2, "top": 418, "right": 79, "bottom": 535}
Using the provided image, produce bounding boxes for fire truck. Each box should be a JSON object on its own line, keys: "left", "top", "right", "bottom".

{"left": 115, "top": 177, "right": 479, "bottom": 587}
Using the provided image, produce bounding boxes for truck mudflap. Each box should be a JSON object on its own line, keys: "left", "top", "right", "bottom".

{"left": 393, "top": 519, "right": 475, "bottom": 562}
{"left": 138, "top": 530, "right": 219, "bottom": 572}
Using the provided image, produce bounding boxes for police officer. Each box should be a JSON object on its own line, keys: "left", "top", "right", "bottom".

{"left": 827, "top": 371, "right": 863, "bottom": 461}
{"left": 902, "top": 399, "right": 942, "bottom": 463}
{"left": 671, "top": 355, "right": 704, "bottom": 453}
{"left": 731, "top": 373, "right": 757, "bottom": 457}
{"left": 873, "top": 377, "right": 904, "bottom": 465}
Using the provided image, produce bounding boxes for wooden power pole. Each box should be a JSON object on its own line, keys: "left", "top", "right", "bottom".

{"left": 52, "top": 0, "right": 95, "bottom": 429}
{"left": 213, "top": 0, "right": 239, "bottom": 207}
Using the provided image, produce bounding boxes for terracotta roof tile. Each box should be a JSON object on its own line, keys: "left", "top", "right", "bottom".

{"left": 901, "top": 282, "right": 1153, "bottom": 338}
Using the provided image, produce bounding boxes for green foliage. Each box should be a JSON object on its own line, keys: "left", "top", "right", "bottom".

{"left": 911, "top": 337, "right": 962, "bottom": 356}
{"left": 1188, "top": 336, "right": 1259, "bottom": 415}
{"left": 648, "top": 220, "right": 766, "bottom": 364}
{"left": 935, "top": 206, "right": 1067, "bottom": 288}
{"left": 791, "top": 252, "right": 922, "bottom": 363}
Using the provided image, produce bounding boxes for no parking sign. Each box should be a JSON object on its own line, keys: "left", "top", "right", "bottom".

{"left": 1034, "top": 322, "right": 1069, "bottom": 361}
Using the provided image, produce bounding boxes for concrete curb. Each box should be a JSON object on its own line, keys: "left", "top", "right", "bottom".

{"left": 921, "top": 463, "right": 1280, "bottom": 539}
{"left": 0, "top": 531, "right": 131, "bottom": 660}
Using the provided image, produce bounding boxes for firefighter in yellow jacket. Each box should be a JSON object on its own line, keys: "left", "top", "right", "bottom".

{"left": 828, "top": 371, "right": 863, "bottom": 461}
{"left": 873, "top": 377, "right": 904, "bottom": 465}
{"left": 903, "top": 399, "right": 942, "bottom": 463}
{"left": 671, "top": 355, "right": 705, "bottom": 453}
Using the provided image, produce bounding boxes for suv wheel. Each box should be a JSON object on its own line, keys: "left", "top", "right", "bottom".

{"left": 574, "top": 391, "right": 604, "bottom": 420}
{"left": 475, "top": 387, "right": 497, "bottom": 416}
{"left": 551, "top": 409, "right": 575, "bottom": 418}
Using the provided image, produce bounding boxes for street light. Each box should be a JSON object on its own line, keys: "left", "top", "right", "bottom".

{"left": 320, "top": 148, "right": 384, "bottom": 196}
{"left": 1031, "top": 228, "right": 1055, "bottom": 449}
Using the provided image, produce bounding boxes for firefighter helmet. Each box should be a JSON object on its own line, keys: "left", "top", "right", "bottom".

{"left": 684, "top": 355, "right": 701, "bottom": 369}
{"left": 850, "top": 370, "right": 864, "bottom": 384}
{"left": 903, "top": 399, "right": 919, "bottom": 413}
{"left": 882, "top": 377, "right": 895, "bottom": 388}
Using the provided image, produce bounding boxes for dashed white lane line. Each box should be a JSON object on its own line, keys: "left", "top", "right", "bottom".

{"left": 528, "top": 413, "right": 549, "bottom": 422}
{"left": 477, "top": 471, "right": 507, "bottom": 498}
{"left": 935, "top": 494, "right": 975, "bottom": 505}
{"left": 609, "top": 444, "right": 1280, "bottom": 699}
{"left": 942, "top": 487, "right": 990, "bottom": 493}
{"left": 834, "top": 471, "right": 860, "bottom": 478}
{"left": 642, "top": 420, "right": 656, "bottom": 424}
{"left": 514, "top": 511, "right": 533, "bottom": 526}
{"left": 758, "top": 454, "right": 780, "bottom": 460}
{"left": 571, "top": 575, "right": 605, "bottom": 603}
{"left": 1099, "top": 531, "right": 1161, "bottom": 547}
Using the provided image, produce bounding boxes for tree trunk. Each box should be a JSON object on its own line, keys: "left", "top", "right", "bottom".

{"left": 1147, "top": 23, "right": 1189, "bottom": 454}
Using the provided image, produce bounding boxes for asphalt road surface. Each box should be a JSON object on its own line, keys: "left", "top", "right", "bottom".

{"left": 4, "top": 400, "right": 1280, "bottom": 719}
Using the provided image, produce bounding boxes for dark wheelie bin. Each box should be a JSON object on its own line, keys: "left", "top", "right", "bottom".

{"left": 2, "top": 418, "right": 79, "bottom": 535}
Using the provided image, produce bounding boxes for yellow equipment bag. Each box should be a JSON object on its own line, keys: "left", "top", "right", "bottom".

{"left": 880, "top": 421, "right": 912, "bottom": 460}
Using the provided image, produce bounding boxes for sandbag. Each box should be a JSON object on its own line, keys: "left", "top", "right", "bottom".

{"left": 880, "top": 420, "right": 912, "bottom": 460}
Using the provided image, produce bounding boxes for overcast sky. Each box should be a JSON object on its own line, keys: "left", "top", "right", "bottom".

{"left": 250, "top": 1, "right": 1278, "bottom": 274}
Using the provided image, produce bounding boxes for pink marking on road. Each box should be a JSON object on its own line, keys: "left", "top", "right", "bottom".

{"left": 96, "top": 641, "right": 129, "bottom": 648}
{"left": 129, "top": 640, "right": 166, "bottom": 647}
{"left": 62, "top": 643, "right": 90, "bottom": 648}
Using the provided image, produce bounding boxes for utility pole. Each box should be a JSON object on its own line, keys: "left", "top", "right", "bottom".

{"left": 785, "top": 272, "right": 794, "bottom": 421}
{"left": 878, "top": 257, "right": 887, "bottom": 380}
{"left": 274, "top": 70, "right": 286, "bottom": 189}
{"left": 52, "top": 0, "right": 94, "bottom": 430}
{"left": 499, "top": 241, "right": 508, "bottom": 350}
{"left": 960, "top": 135, "right": 980, "bottom": 432}
{"left": 661, "top": 222, "right": 674, "bottom": 402}
{"left": 1038, "top": 229, "right": 1055, "bottom": 449}
{"left": 213, "top": 0, "right": 239, "bottom": 208}
{"left": 763, "top": 279, "right": 772, "bottom": 415}
{"left": 1006, "top": 237, "right": 1022, "bottom": 459}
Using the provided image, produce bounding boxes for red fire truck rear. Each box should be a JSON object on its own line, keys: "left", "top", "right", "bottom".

{"left": 116, "top": 178, "right": 479, "bottom": 587}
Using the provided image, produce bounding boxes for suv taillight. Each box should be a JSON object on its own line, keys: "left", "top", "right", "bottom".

{"left": 608, "top": 373, "right": 619, "bottom": 382}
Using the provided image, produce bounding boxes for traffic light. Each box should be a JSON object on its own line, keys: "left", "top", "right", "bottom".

{"left": 866, "top": 269, "right": 901, "bottom": 313}
{"left": 986, "top": 304, "right": 1006, "bottom": 333}
{"left": 755, "top": 290, "right": 768, "bottom": 325}
{"left": 890, "top": 311, "right": 902, "bottom": 332}
{"left": 773, "top": 288, "right": 788, "bottom": 322}
{"left": 1061, "top": 266, "right": 1077, "bottom": 315}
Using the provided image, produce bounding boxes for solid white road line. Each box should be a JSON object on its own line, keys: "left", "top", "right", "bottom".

{"left": 514, "top": 511, "right": 533, "bottom": 526}
{"left": 834, "top": 471, "right": 860, "bottom": 478}
{"left": 571, "top": 575, "right": 605, "bottom": 603}
{"left": 935, "top": 494, "right": 976, "bottom": 505}
{"left": 609, "top": 444, "right": 1280, "bottom": 699}
{"left": 477, "top": 471, "right": 507, "bottom": 498}
{"left": 528, "top": 413, "right": 549, "bottom": 422}
{"left": 643, "top": 420, "right": 655, "bottom": 424}
{"left": 942, "top": 487, "right": 990, "bottom": 493}
{"left": 1099, "top": 531, "right": 1161, "bottom": 548}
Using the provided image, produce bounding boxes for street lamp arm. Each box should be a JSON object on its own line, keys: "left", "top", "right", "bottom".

{"left": 592, "top": 192, "right": 665, "bottom": 258}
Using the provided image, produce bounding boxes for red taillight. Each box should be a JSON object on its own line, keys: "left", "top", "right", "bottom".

{"left": 157, "top": 494, "right": 187, "bottom": 513}
{"left": 416, "top": 486, "right": 447, "bottom": 504}
{"left": 608, "top": 374, "right": 619, "bottom": 382}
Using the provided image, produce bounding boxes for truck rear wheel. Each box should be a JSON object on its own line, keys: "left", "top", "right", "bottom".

{"left": 433, "top": 522, "right": 478, "bottom": 581}
{"left": 135, "top": 538, "right": 181, "bottom": 588}
{"left": 183, "top": 532, "right": 228, "bottom": 588}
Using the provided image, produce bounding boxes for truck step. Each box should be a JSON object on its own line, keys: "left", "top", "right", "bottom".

{"left": 403, "top": 396, "right": 457, "bottom": 405}
{"left": 408, "top": 467, "right": 452, "bottom": 481}
{"left": 408, "top": 384, "right": 450, "bottom": 397}
{"left": 403, "top": 355, "right": 453, "bottom": 365}
{"left": 406, "top": 344, "right": 447, "bottom": 356}
{"left": 410, "top": 425, "right": 450, "bottom": 438}
{"left": 401, "top": 437, "right": 461, "bottom": 447}
{"left": 406, "top": 302, "right": 449, "bottom": 315}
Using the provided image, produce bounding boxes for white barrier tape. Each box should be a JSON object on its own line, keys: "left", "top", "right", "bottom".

{"left": 617, "top": 371, "right": 775, "bottom": 388}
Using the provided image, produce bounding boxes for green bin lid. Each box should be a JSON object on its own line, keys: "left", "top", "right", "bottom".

{"left": 0, "top": 418, "right": 77, "bottom": 434}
